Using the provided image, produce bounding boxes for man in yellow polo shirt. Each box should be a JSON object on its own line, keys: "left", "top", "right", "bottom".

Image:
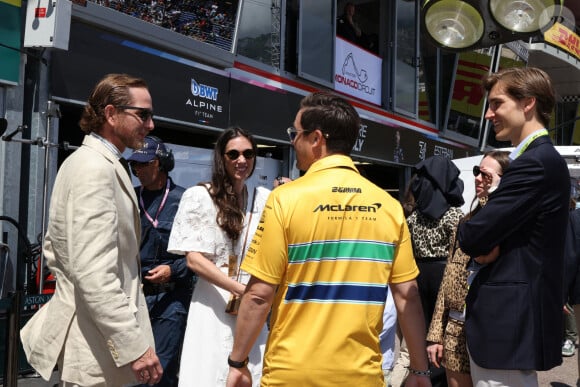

{"left": 226, "top": 92, "right": 431, "bottom": 387}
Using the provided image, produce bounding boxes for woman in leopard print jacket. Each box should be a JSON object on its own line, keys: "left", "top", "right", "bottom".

{"left": 426, "top": 150, "right": 510, "bottom": 387}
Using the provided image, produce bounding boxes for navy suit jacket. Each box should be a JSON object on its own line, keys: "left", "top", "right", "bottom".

{"left": 564, "top": 209, "right": 580, "bottom": 303}
{"left": 458, "top": 135, "right": 569, "bottom": 371}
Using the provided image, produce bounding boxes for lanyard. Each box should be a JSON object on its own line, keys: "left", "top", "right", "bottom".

{"left": 139, "top": 179, "right": 170, "bottom": 228}
{"left": 515, "top": 129, "right": 548, "bottom": 158}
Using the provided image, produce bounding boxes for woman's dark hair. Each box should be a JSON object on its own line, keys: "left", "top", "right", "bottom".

{"left": 202, "top": 127, "right": 257, "bottom": 240}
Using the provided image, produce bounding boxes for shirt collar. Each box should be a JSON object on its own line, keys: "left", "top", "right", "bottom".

{"left": 90, "top": 132, "right": 123, "bottom": 159}
{"left": 509, "top": 128, "right": 548, "bottom": 160}
{"left": 304, "top": 154, "right": 359, "bottom": 176}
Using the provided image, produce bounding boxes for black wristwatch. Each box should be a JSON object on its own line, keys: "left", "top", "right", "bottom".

{"left": 228, "top": 355, "right": 249, "bottom": 368}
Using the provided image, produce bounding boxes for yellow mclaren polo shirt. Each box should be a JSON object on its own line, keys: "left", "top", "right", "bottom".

{"left": 242, "top": 154, "right": 418, "bottom": 386}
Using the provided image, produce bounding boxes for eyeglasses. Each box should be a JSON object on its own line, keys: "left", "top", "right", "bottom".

{"left": 473, "top": 165, "right": 488, "bottom": 177}
{"left": 287, "top": 127, "right": 300, "bottom": 142}
{"left": 225, "top": 149, "right": 256, "bottom": 161}
{"left": 116, "top": 105, "right": 154, "bottom": 122}
{"left": 287, "top": 126, "right": 314, "bottom": 142}
{"left": 473, "top": 165, "right": 502, "bottom": 178}
{"left": 129, "top": 159, "right": 155, "bottom": 174}
{"left": 286, "top": 126, "right": 328, "bottom": 142}
{"left": 129, "top": 159, "right": 156, "bottom": 168}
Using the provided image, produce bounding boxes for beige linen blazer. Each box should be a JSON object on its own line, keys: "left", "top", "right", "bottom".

{"left": 20, "top": 135, "right": 154, "bottom": 386}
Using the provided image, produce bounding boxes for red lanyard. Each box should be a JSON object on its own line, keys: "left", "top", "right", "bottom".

{"left": 139, "top": 179, "right": 170, "bottom": 228}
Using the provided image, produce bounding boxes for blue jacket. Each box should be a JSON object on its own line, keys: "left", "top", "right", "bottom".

{"left": 136, "top": 177, "right": 192, "bottom": 289}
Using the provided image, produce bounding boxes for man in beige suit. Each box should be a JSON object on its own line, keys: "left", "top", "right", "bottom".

{"left": 20, "top": 74, "right": 163, "bottom": 386}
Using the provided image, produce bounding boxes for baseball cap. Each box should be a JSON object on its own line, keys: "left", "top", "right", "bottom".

{"left": 128, "top": 136, "right": 166, "bottom": 163}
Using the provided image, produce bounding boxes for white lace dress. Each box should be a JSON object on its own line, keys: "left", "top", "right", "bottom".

{"left": 168, "top": 185, "right": 270, "bottom": 387}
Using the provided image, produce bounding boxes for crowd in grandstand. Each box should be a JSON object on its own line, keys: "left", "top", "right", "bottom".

{"left": 89, "top": 0, "right": 238, "bottom": 51}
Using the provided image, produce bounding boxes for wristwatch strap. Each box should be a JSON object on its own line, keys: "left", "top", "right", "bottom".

{"left": 228, "top": 355, "right": 249, "bottom": 368}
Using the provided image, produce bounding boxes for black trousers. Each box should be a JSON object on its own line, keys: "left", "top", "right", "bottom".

{"left": 416, "top": 259, "right": 448, "bottom": 387}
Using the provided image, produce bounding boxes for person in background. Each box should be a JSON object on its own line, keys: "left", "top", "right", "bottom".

{"left": 426, "top": 150, "right": 510, "bottom": 387}
{"left": 405, "top": 155, "right": 464, "bottom": 387}
{"left": 20, "top": 73, "right": 163, "bottom": 385}
{"left": 226, "top": 91, "right": 431, "bottom": 387}
{"left": 273, "top": 176, "right": 292, "bottom": 188}
{"left": 391, "top": 331, "right": 410, "bottom": 387}
{"left": 128, "top": 135, "right": 193, "bottom": 386}
{"left": 380, "top": 287, "right": 398, "bottom": 387}
{"left": 562, "top": 304, "right": 577, "bottom": 358}
{"left": 405, "top": 156, "right": 465, "bottom": 328}
{"left": 337, "top": 2, "right": 362, "bottom": 45}
{"left": 563, "top": 198, "right": 579, "bottom": 360}
{"left": 393, "top": 130, "right": 404, "bottom": 163}
{"left": 564, "top": 199, "right": 580, "bottom": 384}
{"left": 168, "top": 127, "right": 270, "bottom": 387}
{"left": 458, "top": 67, "right": 569, "bottom": 386}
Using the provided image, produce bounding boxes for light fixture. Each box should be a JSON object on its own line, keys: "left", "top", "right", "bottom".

{"left": 423, "top": 0, "right": 484, "bottom": 49}
{"left": 489, "top": 0, "right": 557, "bottom": 33}
{"left": 421, "top": 0, "right": 564, "bottom": 51}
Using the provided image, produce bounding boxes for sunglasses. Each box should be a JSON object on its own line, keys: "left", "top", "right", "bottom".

{"left": 287, "top": 126, "right": 328, "bottom": 142}
{"left": 225, "top": 149, "right": 256, "bottom": 161}
{"left": 473, "top": 165, "right": 499, "bottom": 178}
{"left": 116, "top": 105, "right": 154, "bottom": 122}
{"left": 287, "top": 126, "right": 313, "bottom": 142}
{"left": 130, "top": 160, "right": 155, "bottom": 168}
{"left": 129, "top": 159, "right": 155, "bottom": 174}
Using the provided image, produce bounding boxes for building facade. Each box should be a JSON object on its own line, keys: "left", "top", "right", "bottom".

{"left": 0, "top": 0, "right": 579, "bottom": 303}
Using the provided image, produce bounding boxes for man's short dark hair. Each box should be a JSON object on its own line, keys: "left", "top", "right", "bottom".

{"left": 299, "top": 91, "right": 360, "bottom": 155}
{"left": 482, "top": 67, "right": 555, "bottom": 129}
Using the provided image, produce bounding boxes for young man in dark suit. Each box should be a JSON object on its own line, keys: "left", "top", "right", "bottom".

{"left": 457, "top": 67, "right": 570, "bottom": 386}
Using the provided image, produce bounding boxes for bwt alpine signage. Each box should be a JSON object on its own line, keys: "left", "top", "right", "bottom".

{"left": 334, "top": 37, "right": 382, "bottom": 105}
{"left": 51, "top": 22, "right": 230, "bottom": 128}
{"left": 185, "top": 78, "right": 226, "bottom": 126}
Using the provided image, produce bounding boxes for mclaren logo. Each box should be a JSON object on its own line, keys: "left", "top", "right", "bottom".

{"left": 313, "top": 203, "right": 382, "bottom": 213}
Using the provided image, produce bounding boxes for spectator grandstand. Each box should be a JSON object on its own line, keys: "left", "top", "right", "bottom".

{"left": 88, "top": 0, "right": 238, "bottom": 51}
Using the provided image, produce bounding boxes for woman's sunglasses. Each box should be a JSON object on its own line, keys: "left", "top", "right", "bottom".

{"left": 473, "top": 166, "right": 488, "bottom": 177}
{"left": 473, "top": 165, "right": 501, "bottom": 178}
{"left": 225, "top": 149, "right": 256, "bottom": 161}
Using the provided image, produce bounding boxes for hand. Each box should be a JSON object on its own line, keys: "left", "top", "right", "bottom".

{"left": 226, "top": 366, "right": 252, "bottom": 387}
{"left": 232, "top": 282, "right": 246, "bottom": 297}
{"left": 427, "top": 343, "right": 443, "bottom": 368}
{"left": 131, "top": 347, "right": 163, "bottom": 385}
{"left": 480, "top": 167, "right": 501, "bottom": 190}
{"left": 474, "top": 245, "right": 500, "bottom": 265}
{"left": 273, "top": 176, "right": 292, "bottom": 189}
{"left": 144, "top": 265, "right": 171, "bottom": 284}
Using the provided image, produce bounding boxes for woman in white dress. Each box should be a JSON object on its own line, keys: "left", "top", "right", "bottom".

{"left": 168, "top": 127, "right": 270, "bottom": 387}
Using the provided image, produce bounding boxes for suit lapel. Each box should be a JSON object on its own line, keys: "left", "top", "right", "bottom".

{"left": 82, "top": 135, "right": 139, "bottom": 209}
{"left": 82, "top": 135, "right": 142, "bottom": 272}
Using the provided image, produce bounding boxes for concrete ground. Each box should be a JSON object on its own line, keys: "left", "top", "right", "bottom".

{"left": 539, "top": 350, "right": 579, "bottom": 387}
{"left": 12, "top": 346, "right": 580, "bottom": 386}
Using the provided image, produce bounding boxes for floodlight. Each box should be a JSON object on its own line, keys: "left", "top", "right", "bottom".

{"left": 489, "top": 0, "right": 557, "bottom": 33}
{"left": 424, "top": 0, "right": 485, "bottom": 49}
